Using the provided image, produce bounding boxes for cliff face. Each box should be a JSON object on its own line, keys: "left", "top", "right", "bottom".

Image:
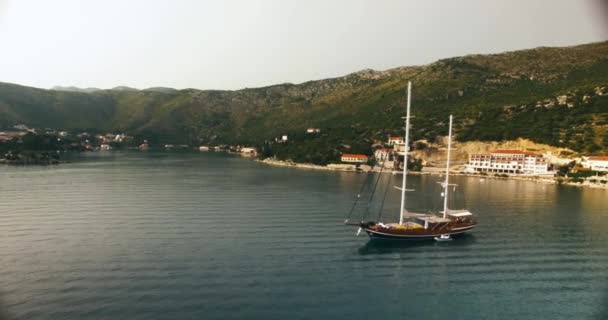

{"left": 1, "top": 41, "right": 607, "bottom": 153}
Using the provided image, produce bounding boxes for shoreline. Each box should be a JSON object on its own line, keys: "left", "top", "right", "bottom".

{"left": 256, "top": 158, "right": 360, "bottom": 172}
{"left": 257, "top": 158, "right": 608, "bottom": 190}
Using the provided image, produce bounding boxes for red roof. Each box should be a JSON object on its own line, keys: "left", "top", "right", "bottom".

{"left": 492, "top": 149, "right": 538, "bottom": 156}
{"left": 341, "top": 154, "right": 369, "bottom": 159}
{"left": 588, "top": 156, "right": 608, "bottom": 161}
{"left": 388, "top": 137, "right": 403, "bottom": 140}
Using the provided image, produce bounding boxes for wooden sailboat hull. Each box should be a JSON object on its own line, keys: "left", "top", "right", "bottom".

{"left": 364, "top": 224, "right": 476, "bottom": 240}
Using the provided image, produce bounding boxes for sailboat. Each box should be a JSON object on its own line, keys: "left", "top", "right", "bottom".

{"left": 353, "top": 81, "right": 477, "bottom": 241}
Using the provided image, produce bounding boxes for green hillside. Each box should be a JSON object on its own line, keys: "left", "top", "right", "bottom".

{"left": 1, "top": 41, "right": 607, "bottom": 161}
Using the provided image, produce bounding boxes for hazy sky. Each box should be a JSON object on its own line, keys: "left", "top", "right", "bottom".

{"left": 0, "top": 0, "right": 607, "bottom": 90}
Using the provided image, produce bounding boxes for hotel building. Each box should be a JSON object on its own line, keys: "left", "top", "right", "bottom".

{"left": 467, "top": 150, "right": 550, "bottom": 175}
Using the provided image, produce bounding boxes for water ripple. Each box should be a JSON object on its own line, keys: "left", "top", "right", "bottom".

{"left": 0, "top": 152, "right": 607, "bottom": 320}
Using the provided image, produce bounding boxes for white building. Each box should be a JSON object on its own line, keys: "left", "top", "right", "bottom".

{"left": 306, "top": 128, "right": 321, "bottom": 133}
{"left": 374, "top": 148, "right": 392, "bottom": 161}
{"left": 387, "top": 136, "right": 404, "bottom": 146}
{"left": 392, "top": 143, "right": 408, "bottom": 156}
{"left": 467, "top": 150, "right": 551, "bottom": 175}
{"left": 581, "top": 156, "right": 608, "bottom": 172}
{"left": 114, "top": 134, "right": 126, "bottom": 143}
{"left": 374, "top": 148, "right": 394, "bottom": 168}
{"left": 281, "top": 135, "right": 288, "bottom": 142}
{"left": 138, "top": 140, "right": 149, "bottom": 151}
{"left": 240, "top": 147, "right": 257, "bottom": 155}
{"left": 341, "top": 154, "right": 369, "bottom": 164}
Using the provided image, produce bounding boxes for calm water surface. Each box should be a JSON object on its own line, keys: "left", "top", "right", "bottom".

{"left": 1, "top": 152, "right": 607, "bottom": 319}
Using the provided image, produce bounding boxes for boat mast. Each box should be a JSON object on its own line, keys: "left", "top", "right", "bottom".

{"left": 442, "top": 115, "right": 453, "bottom": 219}
{"left": 399, "top": 81, "right": 412, "bottom": 225}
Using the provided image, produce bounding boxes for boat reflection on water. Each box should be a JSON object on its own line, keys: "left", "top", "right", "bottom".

{"left": 357, "top": 234, "right": 477, "bottom": 255}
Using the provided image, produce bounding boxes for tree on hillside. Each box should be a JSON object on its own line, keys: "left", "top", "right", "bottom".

{"left": 583, "top": 126, "right": 599, "bottom": 153}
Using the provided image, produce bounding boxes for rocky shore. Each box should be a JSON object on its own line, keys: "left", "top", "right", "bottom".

{"left": 257, "top": 158, "right": 362, "bottom": 172}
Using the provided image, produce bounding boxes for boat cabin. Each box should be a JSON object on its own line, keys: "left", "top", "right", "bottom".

{"left": 447, "top": 210, "right": 475, "bottom": 223}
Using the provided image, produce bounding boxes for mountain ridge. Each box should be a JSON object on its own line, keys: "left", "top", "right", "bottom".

{"left": 24, "top": 40, "right": 608, "bottom": 94}
{"left": 1, "top": 40, "right": 607, "bottom": 161}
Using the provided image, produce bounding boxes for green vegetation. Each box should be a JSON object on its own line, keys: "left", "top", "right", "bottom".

{"left": 1, "top": 41, "right": 608, "bottom": 164}
{"left": 258, "top": 128, "right": 372, "bottom": 164}
{"left": 567, "top": 170, "right": 606, "bottom": 179}
{"left": 2, "top": 150, "right": 60, "bottom": 165}
{"left": 0, "top": 133, "right": 64, "bottom": 165}
{"left": 0, "top": 132, "right": 62, "bottom": 153}
{"left": 556, "top": 161, "right": 576, "bottom": 177}
{"left": 571, "top": 177, "right": 584, "bottom": 183}
{"left": 408, "top": 158, "right": 423, "bottom": 171}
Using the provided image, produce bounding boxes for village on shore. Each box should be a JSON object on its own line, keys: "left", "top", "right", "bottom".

{"left": 0, "top": 125, "right": 257, "bottom": 164}
{"left": 1, "top": 125, "right": 607, "bottom": 189}
{"left": 245, "top": 129, "right": 608, "bottom": 189}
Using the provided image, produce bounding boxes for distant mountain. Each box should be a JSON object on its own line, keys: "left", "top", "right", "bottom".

{"left": 143, "top": 87, "right": 178, "bottom": 94}
{"left": 2, "top": 41, "right": 608, "bottom": 156}
{"left": 51, "top": 86, "right": 102, "bottom": 93}
{"left": 110, "top": 86, "right": 139, "bottom": 91}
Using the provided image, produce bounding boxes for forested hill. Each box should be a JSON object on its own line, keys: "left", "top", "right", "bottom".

{"left": 1, "top": 41, "right": 607, "bottom": 156}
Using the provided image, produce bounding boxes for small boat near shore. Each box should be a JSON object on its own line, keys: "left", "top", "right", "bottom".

{"left": 347, "top": 82, "right": 477, "bottom": 241}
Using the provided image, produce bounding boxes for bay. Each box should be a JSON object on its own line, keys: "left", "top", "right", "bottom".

{"left": 0, "top": 152, "right": 606, "bottom": 320}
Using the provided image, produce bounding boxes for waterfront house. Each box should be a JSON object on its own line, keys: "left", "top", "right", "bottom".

{"left": 114, "top": 134, "right": 127, "bottom": 143}
{"left": 306, "top": 128, "right": 321, "bottom": 133}
{"left": 374, "top": 148, "right": 392, "bottom": 161}
{"left": 581, "top": 156, "right": 608, "bottom": 172}
{"left": 138, "top": 140, "right": 149, "bottom": 151}
{"left": 240, "top": 147, "right": 257, "bottom": 156}
{"left": 199, "top": 146, "right": 210, "bottom": 151}
{"left": 374, "top": 148, "right": 394, "bottom": 168}
{"left": 105, "top": 133, "right": 116, "bottom": 139}
{"left": 392, "top": 143, "right": 407, "bottom": 156}
{"left": 387, "top": 136, "right": 404, "bottom": 146}
{"left": 341, "top": 153, "right": 369, "bottom": 164}
{"left": 467, "top": 150, "right": 551, "bottom": 175}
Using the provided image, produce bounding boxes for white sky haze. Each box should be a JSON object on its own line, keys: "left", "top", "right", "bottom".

{"left": 0, "top": 0, "right": 607, "bottom": 90}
